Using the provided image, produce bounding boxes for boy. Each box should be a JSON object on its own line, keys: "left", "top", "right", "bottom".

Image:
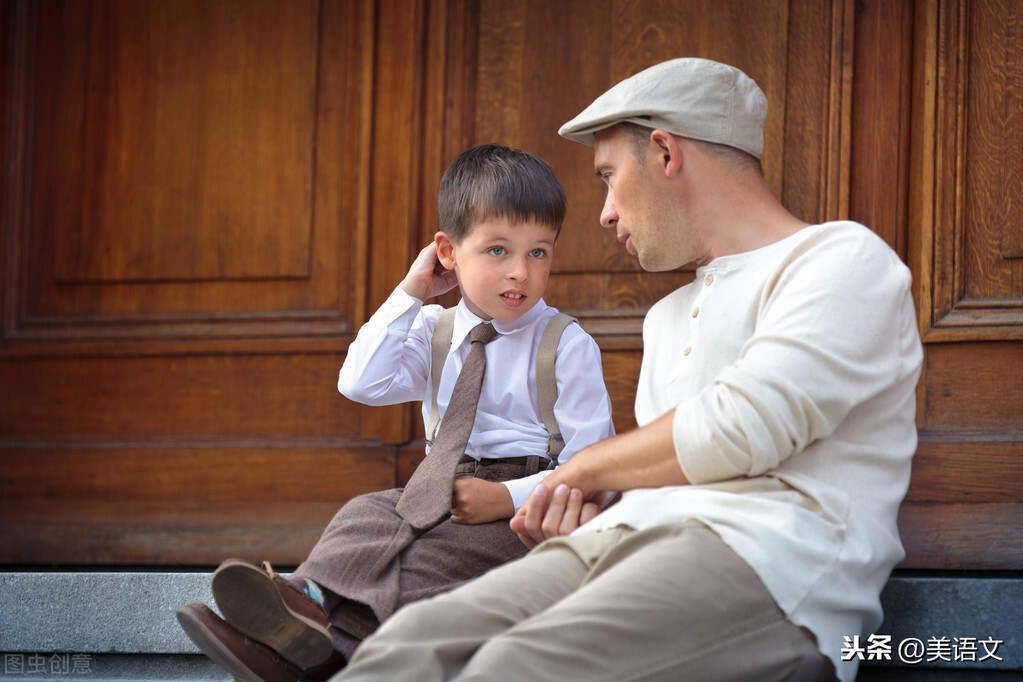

{"left": 176, "top": 144, "right": 616, "bottom": 681}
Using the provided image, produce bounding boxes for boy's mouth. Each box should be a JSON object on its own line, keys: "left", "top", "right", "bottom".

{"left": 501, "top": 292, "right": 526, "bottom": 307}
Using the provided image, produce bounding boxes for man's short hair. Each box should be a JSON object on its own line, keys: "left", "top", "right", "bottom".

{"left": 438, "top": 144, "right": 566, "bottom": 243}
{"left": 617, "top": 122, "right": 763, "bottom": 176}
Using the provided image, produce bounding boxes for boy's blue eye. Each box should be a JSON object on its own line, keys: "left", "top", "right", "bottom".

{"left": 488, "top": 247, "right": 505, "bottom": 256}
{"left": 530, "top": 248, "right": 547, "bottom": 258}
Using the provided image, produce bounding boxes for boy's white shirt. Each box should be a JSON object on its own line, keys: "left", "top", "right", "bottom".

{"left": 339, "top": 287, "right": 616, "bottom": 510}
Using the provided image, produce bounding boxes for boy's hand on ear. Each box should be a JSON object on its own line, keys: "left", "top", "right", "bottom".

{"left": 399, "top": 243, "right": 459, "bottom": 302}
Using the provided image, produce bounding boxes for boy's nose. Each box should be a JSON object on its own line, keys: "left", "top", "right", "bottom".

{"left": 508, "top": 255, "right": 529, "bottom": 281}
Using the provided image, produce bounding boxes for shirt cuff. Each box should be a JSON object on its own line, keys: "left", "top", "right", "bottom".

{"left": 503, "top": 470, "right": 553, "bottom": 511}
{"left": 373, "top": 286, "right": 421, "bottom": 324}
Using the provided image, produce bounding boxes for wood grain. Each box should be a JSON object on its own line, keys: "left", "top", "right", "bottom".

{"left": 2, "top": 0, "right": 1021, "bottom": 571}
{"left": 0, "top": 443, "right": 395, "bottom": 565}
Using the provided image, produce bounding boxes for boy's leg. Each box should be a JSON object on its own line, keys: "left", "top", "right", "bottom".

{"left": 296, "top": 459, "right": 537, "bottom": 653}
{"left": 201, "top": 457, "right": 543, "bottom": 673}
{"left": 203, "top": 489, "right": 412, "bottom": 670}
{"left": 341, "top": 523, "right": 835, "bottom": 682}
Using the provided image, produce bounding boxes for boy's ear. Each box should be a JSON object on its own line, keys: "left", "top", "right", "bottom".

{"left": 434, "top": 232, "right": 457, "bottom": 270}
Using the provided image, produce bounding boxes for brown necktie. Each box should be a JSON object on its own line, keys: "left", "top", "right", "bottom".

{"left": 396, "top": 321, "right": 499, "bottom": 529}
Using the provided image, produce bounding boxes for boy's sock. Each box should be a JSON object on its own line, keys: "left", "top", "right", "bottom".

{"left": 291, "top": 577, "right": 331, "bottom": 612}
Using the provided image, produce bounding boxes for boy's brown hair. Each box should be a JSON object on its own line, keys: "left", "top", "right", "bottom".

{"left": 438, "top": 144, "right": 567, "bottom": 243}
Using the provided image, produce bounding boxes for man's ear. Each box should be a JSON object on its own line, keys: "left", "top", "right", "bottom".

{"left": 649, "top": 129, "right": 683, "bottom": 178}
{"left": 434, "top": 231, "right": 457, "bottom": 270}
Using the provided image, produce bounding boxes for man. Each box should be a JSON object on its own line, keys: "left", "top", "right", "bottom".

{"left": 335, "top": 58, "right": 922, "bottom": 682}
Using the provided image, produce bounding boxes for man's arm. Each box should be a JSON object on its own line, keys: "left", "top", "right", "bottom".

{"left": 510, "top": 409, "right": 688, "bottom": 547}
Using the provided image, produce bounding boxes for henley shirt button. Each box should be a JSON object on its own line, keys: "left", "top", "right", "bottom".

{"left": 704, "top": 274, "right": 714, "bottom": 286}
{"left": 683, "top": 346, "right": 691, "bottom": 356}
{"left": 692, "top": 306, "right": 700, "bottom": 318}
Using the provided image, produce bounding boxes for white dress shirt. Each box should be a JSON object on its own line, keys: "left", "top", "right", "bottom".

{"left": 339, "top": 287, "right": 616, "bottom": 510}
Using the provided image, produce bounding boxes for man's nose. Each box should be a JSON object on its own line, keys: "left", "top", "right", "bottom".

{"left": 600, "top": 190, "right": 618, "bottom": 228}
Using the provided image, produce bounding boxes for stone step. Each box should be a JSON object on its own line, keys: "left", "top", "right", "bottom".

{"left": 2, "top": 571, "right": 1020, "bottom": 680}
{"left": 1, "top": 571, "right": 226, "bottom": 681}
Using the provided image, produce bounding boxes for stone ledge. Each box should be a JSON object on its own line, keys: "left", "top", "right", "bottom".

{"left": 0, "top": 655, "right": 226, "bottom": 682}
{"left": 1, "top": 572, "right": 226, "bottom": 681}
{"left": 2, "top": 571, "right": 1020, "bottom": 680}
{"left": 1, "top": 572, "right": 214, "bottom": 654}
{"left": 858, "top": 574, "right": 1021, "bottom": 675}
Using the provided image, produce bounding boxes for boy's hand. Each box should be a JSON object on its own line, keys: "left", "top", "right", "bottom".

{"left": 399, "top": 242, "right": 459, "bottom": 302}
{"left": 450, "top": 478, "right": 515, "bottom": 525}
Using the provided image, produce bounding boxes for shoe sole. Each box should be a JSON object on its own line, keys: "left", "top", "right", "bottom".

{"left": 176, "top": 607, "right": 263, "bottom": 682}
{"left": 212, "top": 561, "right": 334, "bottom": 669}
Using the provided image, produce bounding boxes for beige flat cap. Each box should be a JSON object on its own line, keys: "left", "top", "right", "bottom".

{"left": 559, "top": 58, "right": 767, "bottom": 159}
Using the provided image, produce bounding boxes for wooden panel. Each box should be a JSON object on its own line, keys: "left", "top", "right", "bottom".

{"left": 784, "top": 0, "right": 854, "bottom": 224}
{"left": 903, "top": 0, "right": 1023, "bottom": 570}
{"left": 0, "top": 354, "right": 363, "bottom": 438}
{"left": 922, "top": 343, "right": 1023, "bottom": 433}
{"left": 900, "top": 436, "right": 1023, "bottom": 569}
{"left": 898, "top": 502, "right": 1023, "bottom": 570}
{"left": 849, "top": 0, "right": 914, "bottom": 258}
{"left": 964, "top": 0, "right": 1023, "bottom": 272}
{"left": 919, "top": 0, "right": 1023, "bottom": 341}
{"left": 2, "top": 0, "right": 1019, "bottom": 576}
{"left": 49, "top": 0, "right": 317, "bottom": 283}
{"left": 1, "top": 445, "right": 395, "bottom": 565}
{"left": 6, "top": 0, "right": 362, "bottom": 350}
{"left": 905, "top": 438, "right": 1023, "bottom": 504}
{"left": 0, "top": 0, "right": 407, "bottom": 566}
{"left": 474, "top": 0, "right": 848, "bottom": 329}
{"left": 905, "top": 340, "right": 1023, "bottom": 569}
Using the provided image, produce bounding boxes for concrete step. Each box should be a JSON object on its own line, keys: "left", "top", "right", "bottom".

{"left": 1, "top": 571, "right": 227, "bottom": 681}
{"left": 2, "top": 570, "right": 1020, "bottom": 680}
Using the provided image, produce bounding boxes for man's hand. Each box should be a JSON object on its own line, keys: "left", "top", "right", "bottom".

{"left": 398, "top": 241, "right": 459, "bottom": 302}
{"left": 509, "top": 482, "right": 604, "bottom": 549}
{"left": 507, "top": 413, "right": 688, "bottom": 549}
{"left": 450, "top": 478, "right": 515, "bottom": 525}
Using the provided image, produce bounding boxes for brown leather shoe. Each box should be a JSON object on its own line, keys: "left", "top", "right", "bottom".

{"left": 212, "top": 559, "right": 335, "bottom": 669}
{"left": 176, "top": 602, "right": 303, "bottom": 682}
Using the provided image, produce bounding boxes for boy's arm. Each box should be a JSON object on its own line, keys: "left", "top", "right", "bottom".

{"left": 339, "top": 242, "right": 457, "bottom": 405}
{"left": 510, "top": 410, "right": 687, "bottom": 547}
{"left": 398, "top": 240, "right": 459, "bottom": 302}
{"left": 499, "top": 329, "right": 617, "bottom": 510}
{"left": 450, "top": 328, "right": 616, "bottom": 526}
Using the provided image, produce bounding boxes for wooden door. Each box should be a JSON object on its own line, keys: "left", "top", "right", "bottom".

{"left": 1, "top": 0, "right": 403, "bottom": 565}
{"left": 898, "top": 0, "right": 1023, "bottom": 569}
{"left": 3, "top": 0, "right": 1020, "bottom": 572}
{"left": 465, "top": 0, "right": 858, "bottom": 436}
{"left": 463, "top": 0, "right": 1023, "bottom": 571}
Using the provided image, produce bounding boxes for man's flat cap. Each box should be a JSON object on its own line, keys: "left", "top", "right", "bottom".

{"left": 559, "top": 58, "right": 767, "bottom": 159}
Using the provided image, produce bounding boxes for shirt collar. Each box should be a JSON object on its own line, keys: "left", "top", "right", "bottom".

{"left": 449, "top": 297, "right": 549, "bottom": 349}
